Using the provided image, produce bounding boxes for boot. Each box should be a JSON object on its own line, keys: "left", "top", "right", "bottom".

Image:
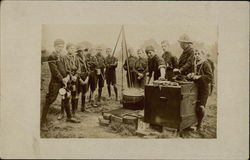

{"left": 196, "top": 105, "right": 205, "bottom": 131}
{"left": 57, "top": 100, "right": 65, "bottom": 120}
{"left": 71, "top": 99, "right": 78, "bottom": 118}
{"left": 107, "top": 85, "right": 111, "bottom": 98}
{"left": 98, "top": 88, "right": 102, "bottom": 102}
{"left": 81, "top": 95, "right": 86, "bottom": 112}
{"left": 41, "top": 102, "right": 50, "bottom": 127}
{"left": 67, "top": 117, "right": 81, "bottom": 123}
{"left": 114, "top": 86, "right": 118, "bottom": 101}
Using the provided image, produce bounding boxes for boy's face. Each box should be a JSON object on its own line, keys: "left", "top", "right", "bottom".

{"left": 146, "top": 51, "right": 154, "bottom": 59}
{"left": 137, "top": 50, "right": 142, "bottom": 58}
{"left": 194, "top": 49, "right": 202, "bottom": 61}
{"left": 180, "top": 42, "right": 188, "bottom": 50}
{"left": 128, "top": 48, "right": 134, "bottom": 56}
{"left": 67, "top": 45, "right": 75, "bottom": 54}
{"left": 54, "top": 44, "right": 64, "bottom": 54}
{"left": 161, "top": 43, "right": 169, "bottom": 52}
{"left": 96, "top": 48, "right": 102, "bottom": 54}
{"left": 106, "top": 49, "right": 112, "bottom": 56}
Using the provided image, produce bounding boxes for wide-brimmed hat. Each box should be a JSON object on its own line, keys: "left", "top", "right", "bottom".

{"left": 178, "top": 34, "right": 193, "bottom": 44}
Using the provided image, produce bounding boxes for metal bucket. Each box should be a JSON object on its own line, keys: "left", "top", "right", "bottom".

{"left": 122, "top": 88, "right": 144, "bottom": 110}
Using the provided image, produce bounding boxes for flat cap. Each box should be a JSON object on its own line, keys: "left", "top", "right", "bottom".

{"left": 145, "top": 45, "right": 155, "bottom": 52}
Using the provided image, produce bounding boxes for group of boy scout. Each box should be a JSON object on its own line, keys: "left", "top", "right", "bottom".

{"left": 41, "top": 34, "right": 214, "bottom": 131}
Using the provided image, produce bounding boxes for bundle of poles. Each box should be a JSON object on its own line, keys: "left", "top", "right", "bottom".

{"left": 111, "top": 25, "right": 132, "bottom": 94}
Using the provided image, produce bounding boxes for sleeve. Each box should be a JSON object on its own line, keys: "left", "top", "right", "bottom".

{"left": 48, "top": 55, "right": 63, "bottom": 82}
{"left": 75, "top": 58, "right": 81, "bottom": 75}
{"left": 180, "top": 50, "right": 194, "bottom": 73}
{"left": 156, "top": 56, "right": 166, "bottom": 69}
{"left": 147, "top": 60, "right": 153, "bottom": 78}
{"left": 112, "top": 57, "right": 118, "bottom": 68}
{"left": 142, "top": 59, "right": 148, "bottom": 75}
{"left": 171, "top": 56, "right": 178, "bottom": 69}
{"left": 196, "top": 62, "right": 213, "bottom": 85}
{"left": 123, "top": 59, "right": 128, "bottom": 71}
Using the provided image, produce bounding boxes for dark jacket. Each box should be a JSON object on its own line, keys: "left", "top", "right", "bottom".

{"left": 47, "top": 51, "right": 67, "bottom": 83}
{"left": 178, "top": 46, "right": 195, "bottom": 75}
{"left": 162, "top": 51, "right": 178, "bottom": 69}
{"left": 194, "top": 60, "right": 213, "bottom": 106}
{"left": 123, "top": 55, "right": 138, "bottom": 72}
{"left": 76, "top": 53, "right": 89, "bottom": 81}
{"left": 85, "top": 54, "right": 99, "bottom": 72}
{"left": 148, "top": 54, "right": 165, "bottom": 80}
{"left": 105, "top": 55, "right": 118, "bottom": 79}
{"left": 95, "top": 53, "right": 106, "bottom": 69}
{"left": 134, "top": 57, "right": 148, "bottom": 75}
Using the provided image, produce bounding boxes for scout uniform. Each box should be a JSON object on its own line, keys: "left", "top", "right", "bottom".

{"left": 162, "top": 51, "right": 178, "bottom": 81}
{"left": 187, "top": 57, "right": 213, "bottom": 130}
{"left": 76, "top": 47, "right": 89, "bottom": 112}
{"left": 206, "top": 58, "right": 215, "bottom": 94}
{"left": 105, "top": 55, "right": 118, "bottom": 99}
{"left": 41, "top": 39, "right": 67, "bottom": 126}
{"left": 134, "top": 57, "right": 148, "bottom": 89}
{"left": 95, "top": 53, "right": 106, "bottom": 101}
{"left": 60, "top": 50, "right": 81, "bottom": 121}
{"left": 123, "top": 55, "right": 138, "bottom": 88}
{"left": 177, "top": 34, "right": 195, "bottom": 75}
{"left": 145, "top": 46, "right": 166, "bottom": 81}
{"left": 85, "top": 53, "right": 99, "bottom": 92}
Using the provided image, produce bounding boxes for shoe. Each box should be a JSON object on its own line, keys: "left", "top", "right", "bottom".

{"left": 66, "top": 117, "right": 80, "bottom": 123}
{"left": 57, "top": 113, "right": 64, "bottom": 120}
{"left": 115, "top": 97, "right": 119, "bottom": 101}
{"left": 81, "top": 107, "right": 85, "bottom": 112}
{"left": 183, "top": 126, "right": 195, "bottom": 131}
{"left": 107, "top": 97, "right": 111, "bottom": 100}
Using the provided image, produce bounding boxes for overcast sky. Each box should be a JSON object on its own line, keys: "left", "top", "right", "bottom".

{"left": 42, "top": 24, "right": 218, "bottom": 52}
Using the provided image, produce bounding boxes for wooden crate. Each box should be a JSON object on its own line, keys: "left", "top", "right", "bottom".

{"left": 144, "top": 82, "right": 198, "bottom": 131}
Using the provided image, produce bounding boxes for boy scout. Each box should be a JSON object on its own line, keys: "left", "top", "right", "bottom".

{"left": 134, "top": 49, "right": 148, "bottom": 89}
{"left": 173, "top": 34, "right": 195, "bottom": 76}
{"left": 205, "top": 53, "right": 215, "bottom": 95}
{"left": 123, "top": 47, "right": 138, "bottom": 88}
{"left": 76, "top": 45, "right": 89, "bottom": 112}
{"left": 40, "top": 39, "right": 74, "bottom": 130}
{"left": 105, "top": 48, "right": 118, "bottom": 100}
{"left": 145, "top": 45, "right": 166, "bottom": 83}
{"left": 187, "top": 49, "right": 213, "bottom": 131}
{"left": 95, "top": 47, "right": 106, "bottom": 102}
{"left": 85, "top": 48, "right": 99, "bottom": 106}
{"left": 161, "top": 40, "right": 178, "bottom": 81}
{"left": 60, "top": 43, "right": 81, "bottom": 123}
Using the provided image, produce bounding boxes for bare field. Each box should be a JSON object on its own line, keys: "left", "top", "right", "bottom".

{"left": 40, "top": 62, "right": 217, "bottom": 138}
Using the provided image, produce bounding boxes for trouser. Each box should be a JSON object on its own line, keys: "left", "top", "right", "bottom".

{"left": 126, "top": 72, "right": 137, "bottom": 88}
{"left": 97, "top": 71, "right": 104, "bottom": 101}
{"left": 135, "top": 73, "right": 146, "bottom": 89}
{"left": 79, "top": 83, "right": 88, "bottom": 111}
{"left": 107, "top": 84, "right": 118, "bottom": 98}
{"left": 62, "top": 91, "right": 78, "bottom": 118}
{"left": 41, "top": 82, "right": 61, "bottom": 125}
{"left": 196, "top": 83, "right": 209, "bottom": 126}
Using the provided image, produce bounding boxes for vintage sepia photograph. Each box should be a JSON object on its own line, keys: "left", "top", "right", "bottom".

{"left": 40, "top": 24, "right": 218, "bottom": 138}
{"left": 1, "top": 1, "right": 249, "bottom": 159}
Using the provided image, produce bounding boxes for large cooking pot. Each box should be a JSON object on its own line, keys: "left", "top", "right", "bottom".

{"left": 122, "top": 88, "right": 144, "bottom": 110}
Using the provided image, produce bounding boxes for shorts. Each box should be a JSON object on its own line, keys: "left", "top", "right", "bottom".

{"left": 88, "top": 71, "right": 98, "bottom": 91}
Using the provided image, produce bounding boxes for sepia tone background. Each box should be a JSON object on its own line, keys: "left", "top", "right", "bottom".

{"left": 1, "top": 1, "right": 249, "bottom": 159}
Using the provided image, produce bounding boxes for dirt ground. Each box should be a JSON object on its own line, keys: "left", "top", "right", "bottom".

{"left": 40, "top": 62, "right": 217, "bottom": 139}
